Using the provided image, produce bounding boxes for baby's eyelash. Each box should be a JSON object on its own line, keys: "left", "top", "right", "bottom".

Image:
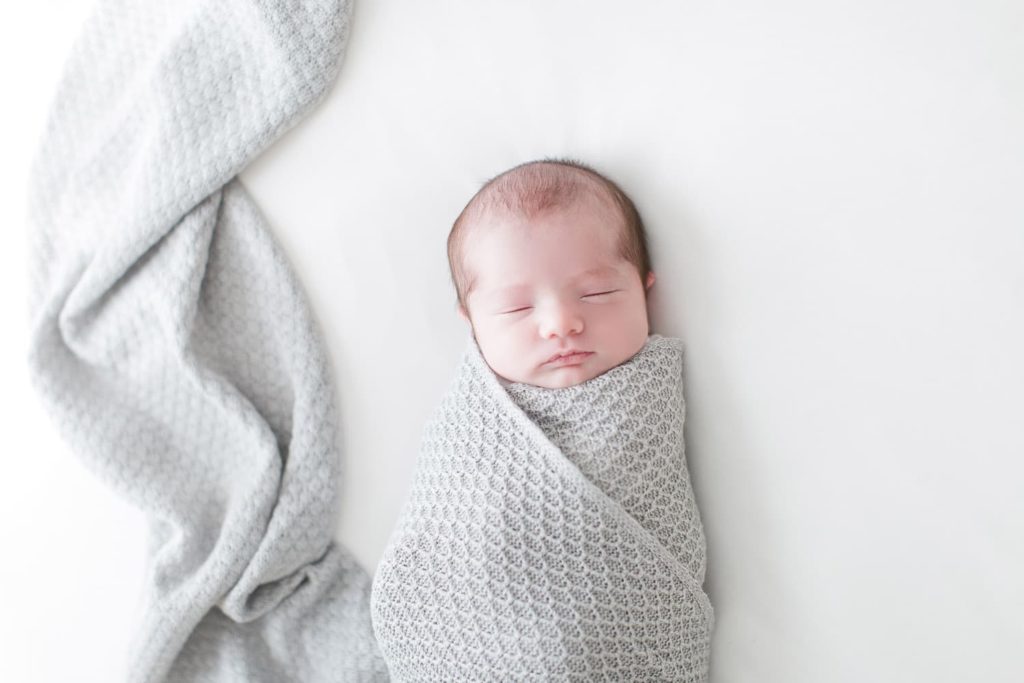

{"left": 499, "top": 291, "right": 620, "bottom": 314}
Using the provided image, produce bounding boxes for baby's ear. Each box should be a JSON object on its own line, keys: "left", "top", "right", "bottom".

{"left": 645, "top": 271, "right": 656, "bottom": 290}
{"left": 457, "top": 304, "right": 470, "bottom": 323}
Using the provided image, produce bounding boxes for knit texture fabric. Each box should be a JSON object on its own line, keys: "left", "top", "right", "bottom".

{"left": 26, "top": 0, "right": 388, "bottom": 680}
{"left": 371, "top": 333, "right": 714, "bottom": 681}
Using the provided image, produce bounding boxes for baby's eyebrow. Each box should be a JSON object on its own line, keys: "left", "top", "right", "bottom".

{"left": 487, "top": 266, "right": 621, "bottom": 299}
{"left": 571, "top": 265, "right": 622, "bottom": 282}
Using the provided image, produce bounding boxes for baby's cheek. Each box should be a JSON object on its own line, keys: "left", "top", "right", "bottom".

{"left": 478, "top": 322, "right": 518, "bottom": 362}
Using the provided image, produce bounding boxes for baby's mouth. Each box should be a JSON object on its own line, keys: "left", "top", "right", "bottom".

{"left": 545, "top": 351, "right": 594, "bottom": 366}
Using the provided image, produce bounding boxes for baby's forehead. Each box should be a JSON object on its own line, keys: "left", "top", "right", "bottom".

{"left": 462, "top": 195, "right": 625, "bottom": 267}
{"left": 468, "top": 260, "right": 630, "bottom": 306}
{"left": 457, "top": 162, "right": 630, "bottom": 296}
{"left": 461, "top": 221, "right": 619, "bottom": 282}
{"left": 470, "top": 187, "right": 621, "bottom": 234}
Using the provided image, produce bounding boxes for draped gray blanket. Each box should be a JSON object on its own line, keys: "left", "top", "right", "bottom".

{"left": 26, "top": 0, "right": 388, "bottom": 680}
{"left": 371, "top": 333, "right": 714, "bottom": 681}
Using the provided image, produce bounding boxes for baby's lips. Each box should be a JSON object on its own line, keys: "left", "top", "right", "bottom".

{"left": 545, "top": 350, "right": 594, "bottom": 365}
{"left": 546, "top": 348, "right": 589, "bottom": 362}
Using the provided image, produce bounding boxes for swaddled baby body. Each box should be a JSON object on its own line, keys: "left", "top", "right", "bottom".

{"left": 371, "top": 160, "right": 714, "bottom": 681}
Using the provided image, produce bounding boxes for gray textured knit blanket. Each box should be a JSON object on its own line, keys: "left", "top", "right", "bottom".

{"left": 27, "top": 0, "right": 387, "bottom": 680}
{"left": 372, "top": 333, "right": 714, "bottom": 680}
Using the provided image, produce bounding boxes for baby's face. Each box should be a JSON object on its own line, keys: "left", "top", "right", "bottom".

{"left": 458, "top": 198, "right": 655, "bottom": 389}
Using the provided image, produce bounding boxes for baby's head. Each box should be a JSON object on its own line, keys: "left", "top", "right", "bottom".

{"left": 448, "top": 158, "right": 656, "bottom": 389}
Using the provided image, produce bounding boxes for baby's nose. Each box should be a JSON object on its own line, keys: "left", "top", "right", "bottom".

{"left": 538, "top": 302, "right": 584, "bottom": 339}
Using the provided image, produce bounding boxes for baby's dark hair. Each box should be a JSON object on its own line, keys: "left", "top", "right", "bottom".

{"left": 447, "top": 158, "right": 652, "bottom": 311}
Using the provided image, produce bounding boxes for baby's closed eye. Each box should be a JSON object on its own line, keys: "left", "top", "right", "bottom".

{"left": 499, "top": 290, "right": 621, "bottom": 315}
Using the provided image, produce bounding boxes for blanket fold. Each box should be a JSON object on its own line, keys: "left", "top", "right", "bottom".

{"left": 26, "top": 0, "right": 388, "bottom": 680}
{"left": 371, "top": 333, "right": 714, "bottom": 681}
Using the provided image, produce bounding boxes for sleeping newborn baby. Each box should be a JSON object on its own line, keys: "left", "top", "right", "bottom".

{"left": 448, "top": 159, "right": 656, "bottom": 389}
{"left": 371, "top": 159, "right": 714, "bottom": 681}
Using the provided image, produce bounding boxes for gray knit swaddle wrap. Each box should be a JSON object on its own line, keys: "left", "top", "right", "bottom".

{"left": 371, "top": 333, "right": 714, "bottom": 681}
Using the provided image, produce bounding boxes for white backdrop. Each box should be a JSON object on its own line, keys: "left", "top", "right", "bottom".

{"left": 3, "top": 1, "right": 1022, "bottom": 681}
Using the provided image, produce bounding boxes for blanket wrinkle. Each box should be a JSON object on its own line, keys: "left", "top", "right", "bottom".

{"left": 27, "top": 0, "right": 387, "bottom": 681}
